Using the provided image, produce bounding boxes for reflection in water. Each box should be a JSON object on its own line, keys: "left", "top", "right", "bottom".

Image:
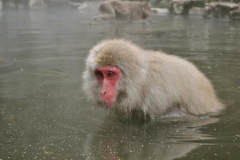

{"left": 0, "top": 8, "right": 240, "bottom": 160}
{"left": 83, "top": 116, "right": 218, "bottom": 160}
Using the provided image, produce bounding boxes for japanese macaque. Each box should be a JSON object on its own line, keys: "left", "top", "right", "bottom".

{"left": 94, "top": 0, "right": 151, "bottom": 21}
{"left": 82, "top": 39, "right": 225, "bottom": 121}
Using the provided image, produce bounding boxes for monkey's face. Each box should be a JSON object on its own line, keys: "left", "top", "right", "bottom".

{"left": 94, "top": 66, "right": 121, "bottom": 107}
{"left": 142, "top": 2, "right": 151, "bottom": 18}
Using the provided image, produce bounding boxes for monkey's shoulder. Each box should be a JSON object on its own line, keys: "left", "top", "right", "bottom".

{"left": 144, "top": 50, "right": 192, "bottom": 66}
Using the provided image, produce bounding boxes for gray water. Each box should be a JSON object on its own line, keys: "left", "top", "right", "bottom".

{"left": 0, "top": 9, "right": 240, "bottom": 160}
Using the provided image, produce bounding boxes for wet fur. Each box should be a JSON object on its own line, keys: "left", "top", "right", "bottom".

{"left": 83, "top": 39, "right": 225, "bottom": 121}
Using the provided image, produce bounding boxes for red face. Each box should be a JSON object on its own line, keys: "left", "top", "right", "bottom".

{"left": 94, "top": 66, "right": 121, "bottom": 107}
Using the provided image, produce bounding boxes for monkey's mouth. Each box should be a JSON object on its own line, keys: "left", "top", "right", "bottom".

{"left": 102, "top": 100, "right": 115, "bottom": 107}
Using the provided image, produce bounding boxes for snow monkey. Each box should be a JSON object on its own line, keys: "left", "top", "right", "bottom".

{"left": 83, "top": 39, "right": 225, "bottom": 121}
{"left": 94, "top": 0, "right": 151, "bottom": 21}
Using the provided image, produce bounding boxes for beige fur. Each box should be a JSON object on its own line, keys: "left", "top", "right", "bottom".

{"left": 94, "top": 0, "right": 151, "bottom": 21}
{"left": 83, "top": 39, "right": 225, "bottom": 120}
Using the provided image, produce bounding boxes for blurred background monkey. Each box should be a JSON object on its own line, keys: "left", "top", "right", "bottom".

{"left": 94, "top": 0, "right": 151, "bottom": 21}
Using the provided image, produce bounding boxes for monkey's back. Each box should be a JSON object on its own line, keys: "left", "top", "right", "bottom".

{"left": 142, "top": 50, "right": 224, "bottom": 116}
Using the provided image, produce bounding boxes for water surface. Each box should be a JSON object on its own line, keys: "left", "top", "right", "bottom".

{"left": 0, "top": 9, "right": 240, "bottom": 160}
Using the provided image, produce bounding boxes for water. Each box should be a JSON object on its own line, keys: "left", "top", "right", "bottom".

{"left": 0, "top": 9, "right": 240, "bottom": 160}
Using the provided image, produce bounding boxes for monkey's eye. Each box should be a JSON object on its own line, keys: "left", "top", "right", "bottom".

{"left": 107, "top": 71, "right": 115, "bottom": 78}
{"left": 94, "top": 71, "right": 103, "bottom": 78}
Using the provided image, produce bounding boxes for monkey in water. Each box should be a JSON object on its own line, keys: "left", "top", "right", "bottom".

{"left": 83, "top": 39, "right": 225, "bottom": 121}
{"left": 94, "top": 0, "right": 151, "bottom": 21}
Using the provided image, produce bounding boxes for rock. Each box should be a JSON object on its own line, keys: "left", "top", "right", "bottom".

{"left": 203, "top": 2, "right": 239, "bottom": 18}
{"left": 77, "top": 2, "right": 88, "bottom": 10}
{"left": 168, "top": 0, "right": 204, "bottom": 15}
{"left": 151, "top": 7, "right": 168, "bottom": 14}
{"left": 229, "top": 6, "right": 240, "bottom": 20}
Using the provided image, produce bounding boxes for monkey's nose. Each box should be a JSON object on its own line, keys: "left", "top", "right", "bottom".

{"left": 100, "top": 90, "right": 106, "bottom": 96}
